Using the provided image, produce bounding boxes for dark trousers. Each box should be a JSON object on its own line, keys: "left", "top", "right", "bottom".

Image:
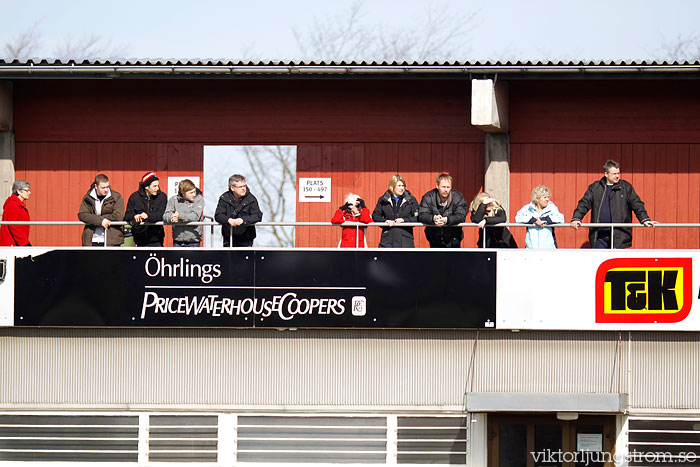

{"left": 137, "top": 241, "right": 164, "bottom": 247}
{"left": 429, "top": 240, "right": 462, "bottom": 248}
{"left": 174, "top": 241, "right": 200, "bottom": 248}
{"left": 224, "top": 239, "right": 254, "bottom": 247}
{"left": 594, "top": 235, "right": 611, "bottom": 249}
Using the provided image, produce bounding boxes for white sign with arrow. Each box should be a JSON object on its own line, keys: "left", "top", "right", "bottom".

{"left": 299, "top": 177, "right": 331, "bottom": 202}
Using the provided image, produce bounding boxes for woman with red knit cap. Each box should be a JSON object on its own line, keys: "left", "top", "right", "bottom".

{"left": 125, "top": 172, "right": 168, "bottom": 247}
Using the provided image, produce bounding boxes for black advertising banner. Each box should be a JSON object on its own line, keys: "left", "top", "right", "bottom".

{"left": 14, "top": 249, "right": 496, "bottom": 328}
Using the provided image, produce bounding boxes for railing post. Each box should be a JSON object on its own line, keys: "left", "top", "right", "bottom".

{"left": 218, "top": 413, "right": 236, "bottom": 465}
{"left": 0, "top": 220, "right": 673, "bottom": 250}
{"left": 137, "top": 413, "right": 148, "bottom": 464}
{"left": 610, "top": 225, "right": 615, "bottom": 250}
{"left": 386, "top": 414, "right": 398, "bottom": 465}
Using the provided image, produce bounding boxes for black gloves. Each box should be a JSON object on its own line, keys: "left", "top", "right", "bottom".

{"left": 340, "top": 199, "right": 366, "bottom": 211}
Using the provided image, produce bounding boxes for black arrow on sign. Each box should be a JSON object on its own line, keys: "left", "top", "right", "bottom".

{"left": 304, "top": 195, "right": 325, "bottom": 199}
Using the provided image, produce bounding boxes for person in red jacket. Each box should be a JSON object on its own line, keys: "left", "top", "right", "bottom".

{"left": 0, "top": 180, "right": 32, "bottom": 247}
{"left": 331, "top": 193, "right": 372, "bottom": 248}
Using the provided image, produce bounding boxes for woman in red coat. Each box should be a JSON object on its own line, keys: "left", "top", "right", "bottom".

{"left": 0, "top": 180, "right": 32, "bottom": 247}
{"left": 331, "top": 193, "right": 372, "bottom": 248}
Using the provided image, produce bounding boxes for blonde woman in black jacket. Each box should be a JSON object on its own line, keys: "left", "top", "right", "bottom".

{"left": 470, "top": 192, "right": 517, "bottom": 248}
{"left": 372, "top": 174, "right": 419, "bottom": 248}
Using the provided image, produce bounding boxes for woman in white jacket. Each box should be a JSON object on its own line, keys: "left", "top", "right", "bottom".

{"left": 515, "top": 185, "right": 565, "bottom": 248}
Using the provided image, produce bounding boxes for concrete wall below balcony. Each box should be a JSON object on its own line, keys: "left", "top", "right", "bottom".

{"left": 0, "top": 328, "right": 697, "bottom": 412}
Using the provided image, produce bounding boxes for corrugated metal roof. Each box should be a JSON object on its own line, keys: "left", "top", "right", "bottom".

{"left": 1, "top": 58, "right": 700, "bottom": 77}
{"left": 2, "top": 58, "right": 700, "bottom": 66}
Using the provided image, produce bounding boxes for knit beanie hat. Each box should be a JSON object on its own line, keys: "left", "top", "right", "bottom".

{"left": 140, "top": 172, "right": 159, "bottom": 188}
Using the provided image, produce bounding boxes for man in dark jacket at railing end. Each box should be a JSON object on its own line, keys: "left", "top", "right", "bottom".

{"left": 418, "top": 173, "right": 468, "bottom": 248}
{"left": 125, "top": 172, "right": 167, "bottom": 247}
{"left": 214, "top": 174, "right": 263, "bottom": 247}
{"left": 571, "top": 160, "right": 657, "bottom": 249}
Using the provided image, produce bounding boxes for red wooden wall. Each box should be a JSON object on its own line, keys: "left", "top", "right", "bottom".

{"left": 12, "top": 78, "right": 700, "bottom": 248}
{"left": 509, "top": 143, "right": 700, "bottom": 249}
{"left": 509, "top": 80, "right": 700, "bottom": 144}
{"left": 296, "top": 143, "right": 484, "bottom": 248}
{"left": 14, "top": 142, "right": 202, "bottom": 246}
{"left": 13, "top": 78, "right": 480, "bottom": 247}
{"left": 15, "top": 140, "right": 484, "bottom": 248}
{"left": 14, "top": 79, "right": 479, "bottom": 143}
{"left": 508, "top": 80, "right": 700, "bottom": 249}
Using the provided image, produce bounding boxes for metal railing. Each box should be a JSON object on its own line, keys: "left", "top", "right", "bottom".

{"left": 0, "top": 219, "right": 692, "bottom": 249}
{"left": 329, "top": 221, "right": 674, "bottom": 250}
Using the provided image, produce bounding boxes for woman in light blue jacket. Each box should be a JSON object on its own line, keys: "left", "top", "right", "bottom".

{"left": 515, "top": 185, "right": 565, "bottom": 248}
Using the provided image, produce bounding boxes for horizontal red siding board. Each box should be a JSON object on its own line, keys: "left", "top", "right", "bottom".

{"left": 14, "top": 79, "right": 482, "bottom": 144}
{"left": 510, "top": 80, "right": 700, "bottom": 144}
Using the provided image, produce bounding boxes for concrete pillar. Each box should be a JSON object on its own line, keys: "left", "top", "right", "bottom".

{"left": 0, "top": 81, "right": 14, "bottom": 206}
{"left": 471, "top": 78, "right": 511, "bottom": 216}
{"left": 485, "top": 132, "right": 511, "bottom": 216}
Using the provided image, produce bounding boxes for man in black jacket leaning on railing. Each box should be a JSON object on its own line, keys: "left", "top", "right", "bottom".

{"left": 571, "top": 160, "right": 657, "bottom": 249}
{"left": 214, "top": 174, "right": 263, "bottom": 247}
{"left": 418, "top": 173, "right": 468, "bottom": 248}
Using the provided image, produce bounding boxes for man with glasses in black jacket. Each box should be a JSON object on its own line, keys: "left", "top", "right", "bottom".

{"left": 214, "top": 174, "right": 263, "bottom": 247}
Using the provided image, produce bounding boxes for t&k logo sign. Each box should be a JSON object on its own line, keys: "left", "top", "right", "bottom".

{"left": 595, "top": 258, "right": 693, "bottom": 323}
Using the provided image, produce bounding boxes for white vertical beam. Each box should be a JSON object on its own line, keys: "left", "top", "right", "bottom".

{"left": 218, "top": 413, "right": 236, "bottom": 465}
{"left": 0, "top": 253, "right": 15, "bottom": 326}
{"left": 386, "top": 414, "right": 398, "bottom": 465}
{"left": 467, "top": 413, "right": 488, "bottom": 467}
{"left": 138, "top": 413, "right": 149, "bottom": 464}
{"left": 615, "top": 414, "right": 629, "bottom": 467}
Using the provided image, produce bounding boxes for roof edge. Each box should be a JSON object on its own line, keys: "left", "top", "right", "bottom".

{"left": 2, "top": 63, "right": 700, "bottom": 78}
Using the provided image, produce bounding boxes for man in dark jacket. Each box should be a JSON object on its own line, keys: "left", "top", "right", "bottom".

{"left": 418, "top": 173, "right": 468, "bottom": 248}
{"left": 125, "top": 172, "right": 168, "bottom": 247}
{"left": 78, "top": 173, "right": 125, "bottom": 246}
{"left": 214, "top": 174, "right": 263, "bottom": 247}
{"left": 571, "top": 160, "right": 657, "bottom": 249}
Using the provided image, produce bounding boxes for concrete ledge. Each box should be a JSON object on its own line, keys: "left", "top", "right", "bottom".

{"left": 466, "top": 392, "right": 628, "bottom": 413}
{"left": 471, "top": 78, "right": 508, "bottom": 132}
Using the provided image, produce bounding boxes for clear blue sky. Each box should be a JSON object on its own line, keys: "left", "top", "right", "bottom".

{"left": 2, "top": 0, "right": 699, "bottom": 61}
